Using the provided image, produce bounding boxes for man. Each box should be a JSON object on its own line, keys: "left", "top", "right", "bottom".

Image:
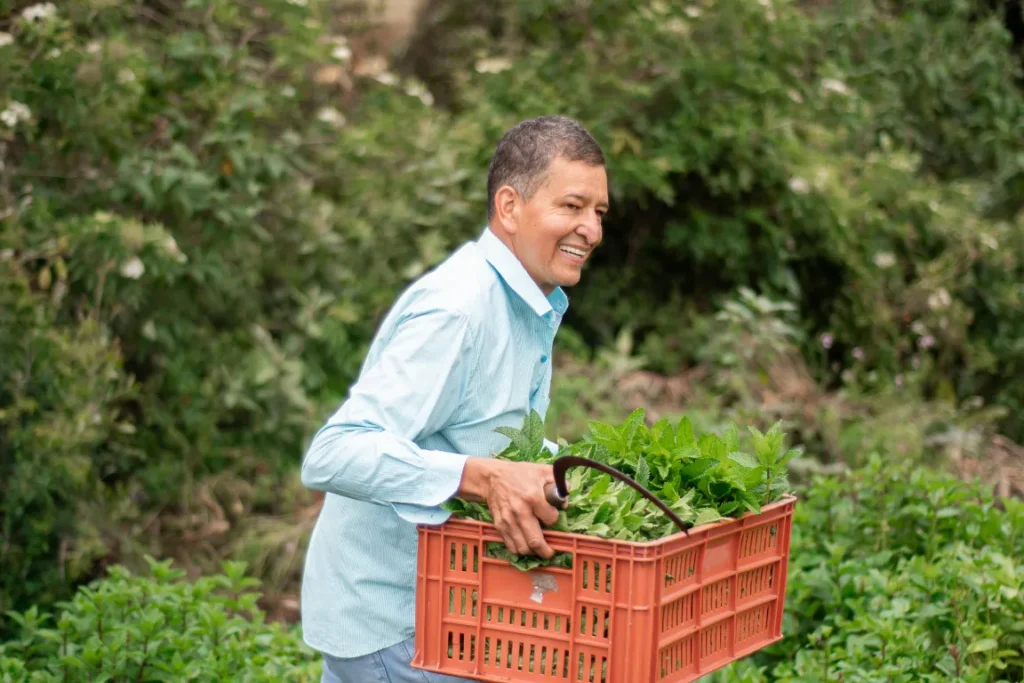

{"left": 300, "top": 115, "right": 609, "bottom": 682}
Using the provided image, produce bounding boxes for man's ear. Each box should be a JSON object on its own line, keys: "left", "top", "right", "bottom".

{"left": 493, "top": 185, "right": 520, "bottom": 234}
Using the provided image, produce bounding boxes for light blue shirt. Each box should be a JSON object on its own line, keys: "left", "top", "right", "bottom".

{"left": 300, "top": 227, "right": 568, "bottom": 659}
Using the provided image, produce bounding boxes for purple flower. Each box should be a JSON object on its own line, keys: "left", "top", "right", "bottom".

{"left": 852, "top": 347, "right": 864, "bottom": 361}
{"left": 918, "top": 335, "right": 936, "bottom": 349}
{"left": 912, "top": 356, "right": 921, "bottom": 369}
{"left": 820, "top": 333, "right": 834, "bottom": 349}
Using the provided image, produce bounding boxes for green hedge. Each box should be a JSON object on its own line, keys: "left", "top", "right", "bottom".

{"left": 3, "top": 459, "right": 1019, "bottom": 682}
{"left": 1, "top": 0, "right": 1022, "bottom": 625}
{"left": 0, "top": 559, "right": 320, "bottom": 682}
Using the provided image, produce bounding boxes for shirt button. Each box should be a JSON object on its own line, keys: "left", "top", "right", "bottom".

{"left": 541, "top": 355, "right": 548, "bottom": 363}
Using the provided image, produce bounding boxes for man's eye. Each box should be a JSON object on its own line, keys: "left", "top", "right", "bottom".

{"left": 568, "top": 203, "right": 581, "bottom": 210}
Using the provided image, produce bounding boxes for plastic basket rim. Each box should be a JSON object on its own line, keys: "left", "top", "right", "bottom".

{"left": 421, "top": 493, "right": 797, "bottom": 548}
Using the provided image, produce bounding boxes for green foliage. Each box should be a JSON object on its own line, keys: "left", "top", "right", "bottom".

{"left": 709, "top": 456, "right": 1024, "bottom": 683}
{"left": 5, "top": 457, "right": 1019, "bottom": 683}
{"left": 0, "top": 558, "right": 320, "bottom": 682}
{"left": 414, "top": 0, "right": 1024, "bottom": 439}
{"left": 445, "top": 410, "right": 796, "bottom": 570}
{"left": 2, "top": 0, "right": 1023, "bottom": 637}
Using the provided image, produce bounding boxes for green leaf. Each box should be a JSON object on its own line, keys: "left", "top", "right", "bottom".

{"left": 623, "top": 515, "right": 646, "bottom": 532}
{"left": 723, "top": 424, "right": 741, "bottom": 453}
{"left": 727, "top": 451, "right": 760, "bottom": 469}
{"left": 662, "top": 480, "right": 680, "bottom": 503}
{"left": 636, "top": 456, "right": 651, "bottom": 488}
{"left": 693, "top": 508, "right": 723, "bottom": 527}
{"left": 588, "top": 421, "right": 621, "bottom": 447}
{"left": 588, "top": 474, "right": 612, "bottom": 499}
{"left": 681, "top": 458, "right": 717, "bottom": 481}
{"left": 776, "top": 448, "right": 801, "bottom": 467}
{"left": 621, "top": 408, "right": 646, "bottom": 451}
{"left": 968, "top": 638, "right": 998, "bottom": 654}
{"left": 676, "top": 417, "right": 695, "bottom": 446}
{"left": 699, "top": 433, "right": 727, "bottom": 461}
{"left": 594, "top": 502, "right": 614, "bottom": 526}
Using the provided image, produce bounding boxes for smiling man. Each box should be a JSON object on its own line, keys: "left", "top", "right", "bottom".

{"left": 300, "top": 115, "right": 609, "bottom": 683}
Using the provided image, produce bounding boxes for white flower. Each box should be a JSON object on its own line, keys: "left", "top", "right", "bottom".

{"left": 374, "top": 71, "right": 399, "bottom": 86}
{"left": 788, "top": 89, "right": 804, "bottom": 103}
{"left": 332, "top": 45, "right": 352, "bottom": 62}
{"left": 665, "top": 18, "right": 690, "bottom": 35}
{"left": 286, "top": 0, "right": 307, "bottom": 5}
{"left": 316, "top": 106, "right": 346, "bottom": 127}
{"left": 684, "top": 6, "right": 702, "bottom": 18}
{"left": 788, "top": 177, "right": 809, "bottom": 194}
{"left": 928, "top": 287, "right": 951, "bottom": 310}
{"left": 117, "top": 68, "right": 136, "bottom": 84}
{"left": 821, "top": 78, "right": 852, "bottom": 96}
{"left": 980, "top": 234, "right": 999, "bottom": 250}
{"left": 0, "top": 101, "right": 32, "bottom": 128}
{"left": 872, "top": 252, "right": 896, "bottom": 269}
{"left": 281, "top": 86, "right": 296, "bottom": 98}
{"left": 474, "top": 57, "right": 511, "bottom": 74}
{"left": 0, "top": 32, "right": 13, "bottom": 48}
{"left": 119, "top": 257, "right": 145, "bottom": 280}
{"left": 21, "top": 2, "right": 57, "bottom": 22}
{"left": 911, "top": 320, "right": 928, "bottom": 336}
{"left": 163, "top": 236, "right": 187, "bottom": 263}
{"left": 47, "top": 48, "right": 60, "bottom": 58}
{"left": 85, "top": 41, "right": 101, "bottom": 54}
{"left": 404, "top": 81, "right": 434, "bottom": 107}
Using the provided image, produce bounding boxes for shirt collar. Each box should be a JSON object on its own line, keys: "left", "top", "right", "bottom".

{"left": 477, "top": 227, "right": 568, "bottom": 317}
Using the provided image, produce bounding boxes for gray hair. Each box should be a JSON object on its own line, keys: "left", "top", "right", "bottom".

{"left": 486, "top": 115, "right": 605, "bottom": 221}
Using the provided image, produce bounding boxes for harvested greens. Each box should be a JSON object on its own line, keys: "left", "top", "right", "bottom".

{"left": 443, "top": 409, "right": 798, "bottom": 570}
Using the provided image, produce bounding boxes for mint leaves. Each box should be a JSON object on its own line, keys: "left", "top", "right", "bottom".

{"left": 444, "top": 409, "right": 798, "bottom": 570}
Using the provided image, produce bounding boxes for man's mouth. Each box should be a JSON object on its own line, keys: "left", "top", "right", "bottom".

{"left": 559, "top": 245, "right": 588, "bottom": 259}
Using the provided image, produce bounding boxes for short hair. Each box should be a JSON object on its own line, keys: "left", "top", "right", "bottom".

{"left": 486, "top": 115, "right": 605, "bottom": 221}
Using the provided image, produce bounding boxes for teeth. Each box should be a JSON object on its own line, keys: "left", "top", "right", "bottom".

{"left": 560, "top": 246, "right": 586, "bottom": 258}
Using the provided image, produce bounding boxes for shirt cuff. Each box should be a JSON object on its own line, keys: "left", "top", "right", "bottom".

{"left": 543, "top": 438, "right": 560, "bottom": 456}
{"left": 391, "top": 451, "right": 469, "bottom": 525}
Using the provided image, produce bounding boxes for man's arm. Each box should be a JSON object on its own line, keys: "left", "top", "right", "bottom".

{"left": 300, "top": 307, "right": 475, "bottom": 521}
{"left": 301, "top": 303, "right": 564, "bottom": 557}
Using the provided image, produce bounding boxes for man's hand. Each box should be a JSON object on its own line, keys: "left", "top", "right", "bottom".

{"left": 457, "top": 457, "right": 565, "bottom": 559}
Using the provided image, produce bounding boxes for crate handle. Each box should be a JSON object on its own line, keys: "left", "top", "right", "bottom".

{"left": 544, "top": 456, "right": 691, "bottom": 535}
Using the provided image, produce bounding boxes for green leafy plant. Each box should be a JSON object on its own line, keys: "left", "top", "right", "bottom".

{"left": 445, "top": 410, "right": 797, "bottom": 570}
{"left": 0, "top": 558, "right": 320, "bottom": 682}
{"left": 708, "top": 456, "right": 1024, "bottom": 683}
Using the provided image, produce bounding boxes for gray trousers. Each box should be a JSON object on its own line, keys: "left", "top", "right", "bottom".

{"left": 320, "top": 636, "right": 475, "bottom": 683}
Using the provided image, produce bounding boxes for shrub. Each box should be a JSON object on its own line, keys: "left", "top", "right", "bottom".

{"left": 2, "top": 0, "right": 1022, "bottom": 627}
{"left": 711, "top": 456, "right": 1024, "bottom": 682}
{"left": 0, "top": 558, "right": 320, "bottom": 682}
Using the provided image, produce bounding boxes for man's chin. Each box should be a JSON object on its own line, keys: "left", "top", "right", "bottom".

{"left": 554, "top": 273, "right": 582, "bottom": 289}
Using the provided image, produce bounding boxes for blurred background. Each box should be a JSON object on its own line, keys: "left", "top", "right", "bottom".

{"left": 1, "top": 0, "right": 1023, "bottom": 680}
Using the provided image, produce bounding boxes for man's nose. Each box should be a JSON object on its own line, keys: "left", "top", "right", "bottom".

{"left": 576, "top": 211, "right": 602, "bottom": 246}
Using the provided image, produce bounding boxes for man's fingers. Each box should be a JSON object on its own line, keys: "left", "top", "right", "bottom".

{"left": 496, "top": 516, "right": 530, "bottom": 556}
{"left": 516, "top": 510, "right": 554, "bottom": 559}
{"left": 535, "top": 500, "right": 561, "bottom": 527}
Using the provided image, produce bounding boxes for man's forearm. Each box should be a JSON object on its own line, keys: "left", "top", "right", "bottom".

{"left": 300, "top": 425, "right": 468, "bottom": 509}
{"left": 456, "top": 457, "right": 496, "bottom": 503}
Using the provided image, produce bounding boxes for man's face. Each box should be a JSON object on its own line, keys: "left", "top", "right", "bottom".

{"left": 501, "top": 156, "right": 609, "bottom": 295}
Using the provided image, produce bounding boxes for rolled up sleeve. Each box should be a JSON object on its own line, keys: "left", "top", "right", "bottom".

{"left": 300, "top": 306, "right": 477, "bottom": 523}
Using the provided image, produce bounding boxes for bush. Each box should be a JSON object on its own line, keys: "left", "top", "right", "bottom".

{"left": 2, "top": 0, "right": 1022, "bottom": 628}
{"left": 0, "top": 558, "right": 320, "bottom": 682}
{"left": 712, "top": 456, "right": 1024, "bottom": 682}
{"left": 3, "top": 458, "right": 1019, "bottom": 682}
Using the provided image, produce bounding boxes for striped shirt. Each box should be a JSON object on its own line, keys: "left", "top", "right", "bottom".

{"left": 299, "top": 226, "right": 567, "bottom": 658}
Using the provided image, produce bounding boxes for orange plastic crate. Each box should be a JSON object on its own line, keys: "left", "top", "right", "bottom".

{"left": 413, "top": 495, "right": 795, "bottom": 683}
